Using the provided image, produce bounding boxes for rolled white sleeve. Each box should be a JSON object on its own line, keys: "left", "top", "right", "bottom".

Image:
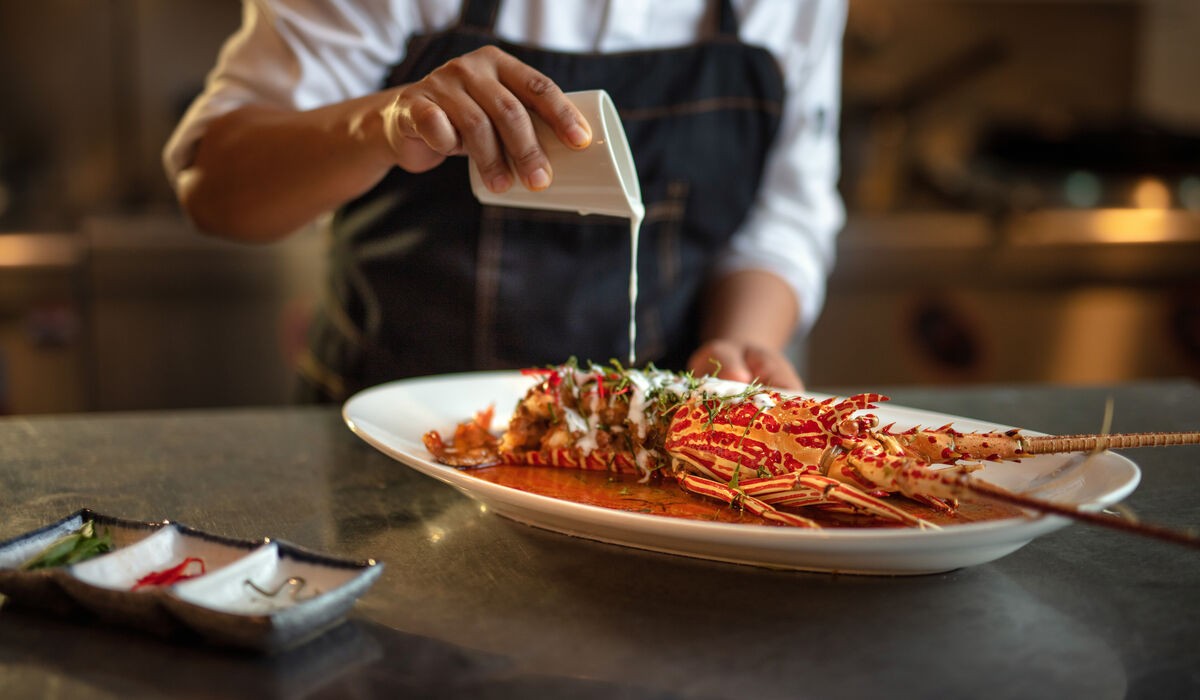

{"left": 714, "top": 0, "right": 848, "bottom": 333}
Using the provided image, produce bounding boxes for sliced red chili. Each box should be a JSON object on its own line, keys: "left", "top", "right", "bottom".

{"left": 131, "top": 557, "right": 207, "bottom": 590}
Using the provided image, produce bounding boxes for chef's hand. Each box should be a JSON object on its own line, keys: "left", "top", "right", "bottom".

{"left": 179, "top": 47, "right": 590, "bottom": 242}
{"left": 382, "top": 46, "right": 593, "bottom": 192}
{"left": 687, "top": 340, "right": 804, "bottom": 391}
{"left": 687, "top": 270, "right": 804, "bottom": 391}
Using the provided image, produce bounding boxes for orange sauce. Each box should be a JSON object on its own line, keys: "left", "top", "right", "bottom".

{"left": 466, "top": 465, "right": 1025, "bottom": 528}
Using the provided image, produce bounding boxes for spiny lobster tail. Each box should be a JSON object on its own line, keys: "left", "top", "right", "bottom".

{"left": 512, "top": 448, "right": 640, "bottom": 473}
{"left": 892, "top": 430, "right": 1031, "bottom": 464}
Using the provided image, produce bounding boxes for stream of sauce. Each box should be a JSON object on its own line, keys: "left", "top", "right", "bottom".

{"left": 626, "top": 206, "right": 645, "bottom": 367}
{"left": 466, "top": 465, "right": 1026, "bottom": 528}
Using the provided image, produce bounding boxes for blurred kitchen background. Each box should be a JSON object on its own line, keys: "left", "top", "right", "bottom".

{"left": 0, "top": 0, "right": 1197, "bottom": 414}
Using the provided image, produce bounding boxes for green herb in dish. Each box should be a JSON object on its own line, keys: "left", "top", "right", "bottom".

{"left": 20, "top": 521, "right": 114, "bottom": 570}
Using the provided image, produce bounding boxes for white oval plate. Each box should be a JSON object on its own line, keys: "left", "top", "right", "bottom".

{"left": 343, "top": 372, "right": 1141, "bottom": 575}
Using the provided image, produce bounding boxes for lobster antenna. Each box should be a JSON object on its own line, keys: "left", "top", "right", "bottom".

{"left": 961, "top": 477, "right": 1200, "bottom": 550}
{"left": 1097, "top": 396, "right": 1114, "bottom": 453}
{"left": 1023, "top": 400, "right": 1113, "bottom": 494}
{"left": 1021, "top": 431, "right": 1200, "bottom": 454}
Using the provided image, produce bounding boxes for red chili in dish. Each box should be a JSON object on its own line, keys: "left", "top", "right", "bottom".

{"left": 131, "top": 557, "right": 206, "bottom": 590}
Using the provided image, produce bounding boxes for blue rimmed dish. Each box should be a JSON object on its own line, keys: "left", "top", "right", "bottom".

{"left": 0, "top": 510, "right": 383, "bottom": 652}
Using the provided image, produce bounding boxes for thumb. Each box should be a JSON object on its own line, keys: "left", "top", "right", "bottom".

{"left": 381, "top": 93, "right": 452, "bottom": 172}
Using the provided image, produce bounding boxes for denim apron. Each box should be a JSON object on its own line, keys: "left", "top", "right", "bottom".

{"left": 299, "top": 0, "right": 784, "bottom": 401}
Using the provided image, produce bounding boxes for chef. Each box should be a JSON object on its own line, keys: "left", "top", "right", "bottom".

{"left": 164, "top": 0, "right": 847, "bottom": 401}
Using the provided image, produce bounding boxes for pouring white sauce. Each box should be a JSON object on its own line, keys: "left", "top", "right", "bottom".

{"left": 589, "top": 91, "right": 644, "bottom": 368}
{"left": 625, "top": 202, "right": 645, "bottom": 367}
{"left": 584, "top": 126, "right": 644, "bottom": 368}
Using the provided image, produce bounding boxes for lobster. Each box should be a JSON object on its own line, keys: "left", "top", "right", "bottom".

{"left": 423, "top": 361, "right": 1200, "bottom": 542}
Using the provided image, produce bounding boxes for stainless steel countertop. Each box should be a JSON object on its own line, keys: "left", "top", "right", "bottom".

{"left": 1, "top": 380, "right": 1198, "bottom": 699}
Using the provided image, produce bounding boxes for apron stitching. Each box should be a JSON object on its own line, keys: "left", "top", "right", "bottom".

{"left": 655, "top": 181, "right": 689, "bottom": 289}
{"left": 644, "top": 199, "right": 684, "bottom": 224}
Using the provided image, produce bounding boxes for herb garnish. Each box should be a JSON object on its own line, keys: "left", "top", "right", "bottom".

{"left": 21, "top": 520, "right": 113, "bottom": 570}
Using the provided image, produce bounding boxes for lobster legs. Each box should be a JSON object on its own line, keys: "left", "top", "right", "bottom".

{"left": 670, "top": 454, "right": 941, "bottom": 529}
{"left": 676, "top": 473, "right": 821, "bottom": 528}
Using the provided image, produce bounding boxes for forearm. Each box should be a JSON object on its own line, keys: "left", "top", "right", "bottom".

{"left": 176, "top": 91, "right": 400, "bottom": 242}
{"left": 699, "top": 269, "right": 800, "bottom": 350}
{"left": 174, "top": 44, "right": 591, "bottom": 243}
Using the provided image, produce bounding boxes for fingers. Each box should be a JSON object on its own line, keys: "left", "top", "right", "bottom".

{"left": 687, "top": 340, "right": 754, "bottom": 383}
{"left": 384, "top": 46, "right": 591, "bottom": 193}
{"left": 687, "top": 340, "right": 804, "bottom": 391}
{"left": 501, "top": 66, "right": 592, "bottom": 151}
{"left": 438, "top": 87, "right": 525, "bottom": 191}
{"left": 745, "top": 346, "right": 804, "bottom": 391}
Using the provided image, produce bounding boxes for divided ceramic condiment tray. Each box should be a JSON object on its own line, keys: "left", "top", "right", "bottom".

{"left": 0, "top": 509, "right": 383, "bottom": 652}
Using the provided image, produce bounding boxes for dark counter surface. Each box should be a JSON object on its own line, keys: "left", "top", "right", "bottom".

{"left": 1, "top": 380, "right": 1198, "bottom": 699}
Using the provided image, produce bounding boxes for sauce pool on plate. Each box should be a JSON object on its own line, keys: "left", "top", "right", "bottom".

{"left": 465, "top": 465, "right": 1027, "bottom": 528}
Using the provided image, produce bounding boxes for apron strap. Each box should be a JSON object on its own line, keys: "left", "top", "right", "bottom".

{"left": 460, "top": 0, "right": 501, "bottom": 31}
{"left": 715, "top": 0, "right": 740, "bottom": 38}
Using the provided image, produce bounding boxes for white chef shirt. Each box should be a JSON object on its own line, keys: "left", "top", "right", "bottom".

{"left": 164, "top": 0, "right": 847, "bottom": 331}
